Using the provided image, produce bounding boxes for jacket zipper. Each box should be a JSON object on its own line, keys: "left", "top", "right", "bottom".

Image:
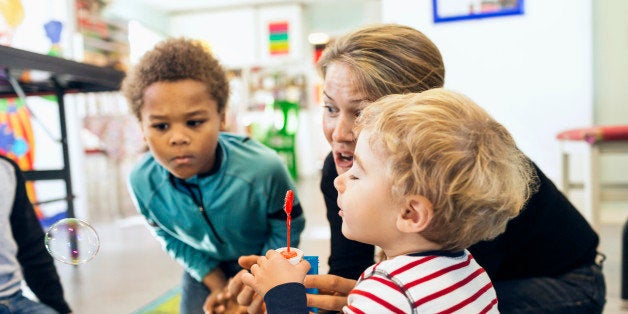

{"left": 181, "top": 181, "right": 225, "bottom": 244}
{"left": 198, "top": 204, "right": 225, "bottom": 244}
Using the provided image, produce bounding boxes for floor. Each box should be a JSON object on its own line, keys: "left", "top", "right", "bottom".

{"left": 40, "top": 174, "right": 628, "bottom": 314}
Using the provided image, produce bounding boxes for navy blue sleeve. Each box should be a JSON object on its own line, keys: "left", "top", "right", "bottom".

{"left": 264, "top": 282, "right": 309, "bottom": 314}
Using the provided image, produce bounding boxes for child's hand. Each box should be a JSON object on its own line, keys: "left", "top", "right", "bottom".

{"left": 201, "top": 267, "right": 233, "bottom": 314}
{"left": 241, "top": 249, "right": 311, "bottom": 298}
{"left": 203, "top": 287, "right": 248, "bottom": 314}
{"left": 227, "top": 268, "right": 265, "bottom": 314}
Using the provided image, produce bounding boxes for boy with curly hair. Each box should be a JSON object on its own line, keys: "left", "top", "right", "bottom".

{"left": 242, "top": 88, "right": 537, "bottom": 313}
{"left": 121, "top": 37, "right": 305, "bottom": 313}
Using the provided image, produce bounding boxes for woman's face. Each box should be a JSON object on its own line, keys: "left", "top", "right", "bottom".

{"left": 322, "top": 62, "right": 371, "bottom": 175}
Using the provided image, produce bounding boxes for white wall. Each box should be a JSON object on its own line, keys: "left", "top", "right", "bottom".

{"left": 169, "top": 4, "right": 305, "bottom": 69}
{"left": 382, "top": 0, "right": 593, "bottom": 184}
{"left": 104, "top": 1, "right": 169, "bottom": 35}
{"left": 305, "top": 0, "right": 381, "bottom": 37}
{"left": 594, "top": 1, "right": 628, "bottom": 126}
{"left": 593, "top": 1, "right": 628, "bottom": 184}
{"left": 169, "top": 8, "right": 258, "bottom": 68}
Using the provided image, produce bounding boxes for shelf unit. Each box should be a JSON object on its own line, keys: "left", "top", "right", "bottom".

{"left": 0, "top": 45, "right": 125, "bottom": 219}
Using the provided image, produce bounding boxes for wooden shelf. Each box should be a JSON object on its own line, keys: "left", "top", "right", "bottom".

{"left": 0, "top": 45, "right": 125, "bottom": 97}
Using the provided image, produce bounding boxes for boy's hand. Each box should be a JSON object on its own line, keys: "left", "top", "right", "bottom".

{"left": 304, "top": 274, "right": 355, "bottom": 312}
{"left": 241, "top": 250, "right": 310, "bottom": 297}
{"left": 223, "top": 255, "right": 265, "bottom": 314}
{"left": 201, "top": 267, "right": 235, "bottom": 314}
{"left": 237, "top": 254, "right": 258, "bottom": 269}
{"left": 203, "top": 289, "right": 247, "bottom": 314}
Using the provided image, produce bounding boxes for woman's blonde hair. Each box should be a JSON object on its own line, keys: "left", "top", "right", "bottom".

{"left": 317, "top": 23, "right": 445, "bottom": 101}
{"left": 356, "top": 89, "right": 538, "bottom": 251}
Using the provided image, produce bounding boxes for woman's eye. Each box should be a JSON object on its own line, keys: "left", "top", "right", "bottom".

{"left": 322, "top": 104, "right": 339, "bottom": 115}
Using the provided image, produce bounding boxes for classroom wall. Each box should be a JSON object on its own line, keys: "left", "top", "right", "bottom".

{"left": 8, "top": 0, "right": 625, "bottom": 220}
{"left": 169, "top": 4, "right": 308, "bottom": 68}
{"left": 593, "top": 0, "right": 628, "bottom": 183}
{"left": 104, "top": 1, "right": 168, "bottom": 35}
{"left": 382, "top": 0, "right": 593, "bottom": 185}
{"left": 95, "top": 0, "right": 628, "bottom": 189}
{"left": 593, "top": 0, "right": 628, "bottom": 126}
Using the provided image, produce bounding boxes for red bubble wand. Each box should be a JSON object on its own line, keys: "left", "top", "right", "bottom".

{"left": 282, "top": 190, "right": 296, "bottom": 258}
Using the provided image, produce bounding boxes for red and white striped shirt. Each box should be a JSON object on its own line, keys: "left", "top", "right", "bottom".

{"left": 344, "top": 250, "right": 499, "bottom": 313}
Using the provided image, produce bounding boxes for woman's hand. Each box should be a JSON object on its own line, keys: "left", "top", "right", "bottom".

{"left": 304, "top": 274, "right": 355, "bottom": 312}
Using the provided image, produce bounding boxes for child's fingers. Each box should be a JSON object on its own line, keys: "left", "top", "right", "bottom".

{"left": 240, "top": 272, "right": 255, "bottom": 288}
{"left": 265, "top": 249, "right": 279, "bottom": 259}
{"left": 236, "top": 285, "right": 257, "bottom": 307}
{"left": 247, "top": 293, "right": 266, "bottom": 314}
{"left": 238, "top": 274, "right": 257, "bottom": 304}
{"left": 296, "top": 259, "right": 311, "bottom": 274}
{"left": 227, "top": 271, "right": 247, "bottom": 296}
{"left": 249, "top": 263, "right": 260, "bottom": 275}
{"left": 238, "top": 255, "right": 259, "bottom": 270}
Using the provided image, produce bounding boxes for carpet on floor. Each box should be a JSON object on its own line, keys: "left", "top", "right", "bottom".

{"left": 133, "top": 286, "right": 181, "bottom": 314}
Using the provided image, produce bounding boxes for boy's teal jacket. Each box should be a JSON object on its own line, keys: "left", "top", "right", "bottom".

{"left": 128, "top": 133, "right": 305, "bottom": 281}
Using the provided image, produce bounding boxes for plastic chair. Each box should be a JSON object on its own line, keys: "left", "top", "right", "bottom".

{"left": 263, "top": 100, "right": 299, "bottom": 180}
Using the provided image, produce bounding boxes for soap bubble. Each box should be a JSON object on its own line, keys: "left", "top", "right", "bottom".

{"left": 45, "top": 218, "right": 100, "bottom": 265}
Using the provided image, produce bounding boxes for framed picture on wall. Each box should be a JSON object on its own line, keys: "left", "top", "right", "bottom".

{"left": 433, "top": 0, "right": 524, "bottom": 23}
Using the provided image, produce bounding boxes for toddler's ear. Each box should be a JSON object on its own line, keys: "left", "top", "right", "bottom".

{"left": 396, "top": 195, "right": 432, "bottom": 233}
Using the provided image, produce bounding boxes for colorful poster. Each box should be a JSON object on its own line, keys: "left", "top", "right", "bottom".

{"left": 0, "top": 0, "right": 25, "bottom": 45}
{"left": 0, "top": 97, "right": 41, "bottom": 218}
{"left": 268, "top": 21, "right": 289, "bottom": 56}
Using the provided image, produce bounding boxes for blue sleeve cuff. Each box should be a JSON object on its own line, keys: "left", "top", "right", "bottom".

{"left": 264, "top": 282, "right": 309, "bottom": 314}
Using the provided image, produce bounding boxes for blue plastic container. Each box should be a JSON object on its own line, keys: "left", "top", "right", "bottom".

{"left": 303, "top": 255, "right": 319, "bottom": 313}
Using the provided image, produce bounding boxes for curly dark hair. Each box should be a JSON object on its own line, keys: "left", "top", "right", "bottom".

{"left": 121, "top": 37, "right": 229, "bottom": 120}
